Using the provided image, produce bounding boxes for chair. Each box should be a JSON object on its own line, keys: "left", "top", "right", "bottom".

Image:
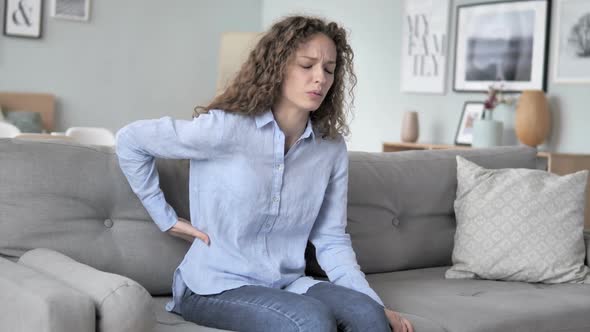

{"left": 65, "top": 127, "right": 116, "bottom": 146}
{"left": 0, "top": 122, "right": 21, "bottom": 138}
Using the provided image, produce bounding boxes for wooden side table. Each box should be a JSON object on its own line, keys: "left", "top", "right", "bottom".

{"left": 383, "top": 142, "right": 590, "bottom": 229}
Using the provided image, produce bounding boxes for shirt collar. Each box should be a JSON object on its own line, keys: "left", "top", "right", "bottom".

{"left": 255, "top": 110, "right": 316, "bottom": 143}
{"left": 254, "top": 110, "right": 275, "bottom": 128}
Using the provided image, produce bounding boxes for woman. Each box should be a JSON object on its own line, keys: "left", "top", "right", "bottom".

{"left": 116, "top": 15, "right": 413, "bottom": 332}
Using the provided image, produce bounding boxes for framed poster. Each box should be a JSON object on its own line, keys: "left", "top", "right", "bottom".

{"left": 455, "top": 102, "right": 485, "bottom": 146}
{"left": 453, "top": 0, "right": 551, "bottom": 92}
{"left": 51, "top": 0, "right": 90, "bottom": 21}
{"left": 400, "top": 0, "right": 450, "bottom": 94}
{"left": 553, "top": 0, "right": 590, "bottom": 83}
{"left": 3, "top": 0, "right": 43, "bottom": 38}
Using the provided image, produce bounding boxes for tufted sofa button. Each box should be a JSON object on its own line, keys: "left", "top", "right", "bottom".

{"left": 104, "top": 219, "right": 114, "bottom": 228}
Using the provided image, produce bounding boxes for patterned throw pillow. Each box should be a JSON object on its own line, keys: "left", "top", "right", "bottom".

{"left": 446, "top": 156, "right": 590, "bottom": 284}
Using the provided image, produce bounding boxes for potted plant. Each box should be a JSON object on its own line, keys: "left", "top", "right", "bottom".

{"left": 472, "top": 84, "right": 513, "bottom": 147}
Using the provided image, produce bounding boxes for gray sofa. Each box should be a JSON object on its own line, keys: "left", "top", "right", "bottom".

{"left": 1, "top": 138, "right": 589, "bottom": 332}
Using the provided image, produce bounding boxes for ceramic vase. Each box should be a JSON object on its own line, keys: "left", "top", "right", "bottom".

{"left": 493, "top": 103, "right": 517, "bottom": 145}
{"left": 401, "top": 111, "right": 419, "bottom": 143}
{"left": 515, "top": 90, "right": 550, "bottom": 147}
{"left": 472, "top": 110, "right": 503, "bottom": 148}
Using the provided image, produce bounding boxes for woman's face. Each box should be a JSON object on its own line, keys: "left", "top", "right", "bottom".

{"left": 278, "top": 33, "right": 337, "bottom": 113}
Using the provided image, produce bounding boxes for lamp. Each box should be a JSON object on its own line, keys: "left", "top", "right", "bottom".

{"left": 216, "top": 32, "right": 262, "bottom": 96}
{"left": 515, "top": 90, "right": 550, "bottom": 147}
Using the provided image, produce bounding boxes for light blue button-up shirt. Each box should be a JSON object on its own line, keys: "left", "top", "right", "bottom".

{"left": 115, "top": 109, "right": 384, "bottom": 313}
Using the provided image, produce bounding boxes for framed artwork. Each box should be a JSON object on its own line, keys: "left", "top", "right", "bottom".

{"left": 455, "top": 102, "right": 485, "bottom": 146}
{"left": 50, "top": 0, "right": 90, "bottom": 21}
{"left": 3, "top": 0, "right": 43, "bottom": 38}
{"left": 553, "top": 0, "right": 590, "bottom": 83}
{"left": 400, "top": 0, "right": 451, "bottom": 94}
{"left": 453, "top": 0, "right": 551, "bottom": 92}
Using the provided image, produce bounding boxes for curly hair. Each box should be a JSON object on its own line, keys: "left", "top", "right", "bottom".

{"left": 195, "top": 15, "right": 357, "bottom": 139}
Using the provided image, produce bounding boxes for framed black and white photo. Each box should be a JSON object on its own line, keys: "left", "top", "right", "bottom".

{"left": 553, "top": 0, "right": 590, "bottom": 83}
{"left": 51, "top": 0, "right": 90, "bottom": 21}
{"left": 400, "top": 0, "right": 451, "bottom": 94}
{"left": 453, "top": 0, "right": 551, "bottom": 92}
{"left": 455, "top": 102, "right": 485, "bottom": 146}
{"left": 3, "top": 0, "right": 43, "bottom": 38}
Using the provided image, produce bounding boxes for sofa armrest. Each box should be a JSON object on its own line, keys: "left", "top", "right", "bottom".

{"left": 19, "top": 248, "right": 155, "bottom": 332}
{"left": 585, "top": 230, "right": 590, "bottom": 266}
{"left": 0, "top": 256, "right": 95, "bottom": 332}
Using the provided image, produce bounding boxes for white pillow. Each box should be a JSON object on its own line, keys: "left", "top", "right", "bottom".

{"left": 446, "top": 156, "right": 590, "bottom": 284}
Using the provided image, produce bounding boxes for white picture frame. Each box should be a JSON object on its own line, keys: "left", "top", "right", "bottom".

{"left": 50, "top": 0, "right": 91, "bottom": 21}
{"left": 453, "top": 0, "right": 550, "bottom": 92}
{"left": 553, "top": 0, "right": 590, "bottom": 84}
{"left": 3, "top": 0, "right": 43, "bottom": 38}
{"left": 400, "top": 0, "right": 450, "bottom": 94}
{"left": 455, "top": 102, "right": 485, "bottom": 146}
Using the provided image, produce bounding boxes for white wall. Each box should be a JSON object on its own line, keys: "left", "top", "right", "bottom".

{"left": 263, "top": 0, "right": 590, "bottom": 154}
{"left": 0, "top": 0, "right": 262, "bottom": 132}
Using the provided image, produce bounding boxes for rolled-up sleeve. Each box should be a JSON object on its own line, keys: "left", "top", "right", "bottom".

{"left": 308, "top": 138, "right": 384, "bottom": 307}
{"left": 115, "top": 111, "right": 224, "bottom": 232}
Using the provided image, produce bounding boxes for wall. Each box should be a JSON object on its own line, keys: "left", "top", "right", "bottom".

{"left": 0, "top": 0, "right": 261, "bottom": 132}
{"left": 263, "top": 0, "right": 590, "bottom": 153}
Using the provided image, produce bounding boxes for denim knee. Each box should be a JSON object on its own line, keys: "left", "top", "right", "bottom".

{"left": 297, "top": 299, "right": 337, "bottom": 332}
{"left": 348, "top": 296, "right": 389, "bottom": 330}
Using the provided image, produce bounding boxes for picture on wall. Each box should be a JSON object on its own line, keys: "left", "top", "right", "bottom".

{"left": 455, "top": 102, "right": 485, "bottom": 146}
{"left": 453, "top": 0, "right": 550, "bottom": 92}
{"left": 553, "top": 0, "right": 590, "bottom": 83}
{"left": 3, "top": 0, "right": 43, "bottom": 38}
{"left": 400, "top": 0, "right": 450, "bottom": 94}
{"left": 51, "top": 0, "right": 90, "bottom": 21}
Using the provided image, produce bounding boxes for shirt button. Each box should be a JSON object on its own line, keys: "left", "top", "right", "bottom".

{"left": 277, "top": 164, "right": 284, "bottom": 171}
{"left": 265, "top": 222, "right": 272, "bottom": 229}
{"left": 272, "top": 196, "right": 280, "bottom": 203}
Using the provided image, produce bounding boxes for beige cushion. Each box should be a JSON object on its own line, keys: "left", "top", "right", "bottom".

{"left": 447, "top": 156, "right": 590, "bottom": 284}
{"left": 18, "top": 248, "right": 155, "bottom": 332}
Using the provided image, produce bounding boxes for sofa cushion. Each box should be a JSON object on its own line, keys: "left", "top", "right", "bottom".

{"left": 19, "top": 248, "right": 155, "bottom": 332}
{"left": 447, "top": 156, "right": 590, "bottom": 284}
{"left": 0, "top": 139, "right": 190, "bottom": 295}
{"left": 306, "top": 146, "right": 538, "bottom": 277}
{"left": 368, "top": 267, "right": 590, "bottom": 332}
{"left": 0, "top": 256, "right": 95, "bottom": 332}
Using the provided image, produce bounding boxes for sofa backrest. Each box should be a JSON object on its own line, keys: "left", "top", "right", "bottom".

{"left": 0, "top": 139, "right": 537, "bottom": 293}
{"left": 341, "top": 146, "right": 537, "bottom": 274}
{"left": 0, "top": 139, "right": 190, "bottom": 295}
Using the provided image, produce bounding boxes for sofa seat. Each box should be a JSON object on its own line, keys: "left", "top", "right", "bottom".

{"left": 151, "top": 267, "right": 590, "bottom": 332}
{"left": 368, "top": 267, "right": 590, "bottom": 332}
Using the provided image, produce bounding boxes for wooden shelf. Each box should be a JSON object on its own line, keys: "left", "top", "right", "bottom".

{"left": 383, "top": 142, "right": 590, "bottom": 229}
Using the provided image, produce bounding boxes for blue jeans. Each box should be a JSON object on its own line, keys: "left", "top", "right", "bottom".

{"left": 180, "top": 282, "right": 392, "bottom": 332}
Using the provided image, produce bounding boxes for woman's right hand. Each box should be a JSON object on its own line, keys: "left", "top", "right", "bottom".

{"left": 167, "top": 217, "right": 210, "bottom": 245}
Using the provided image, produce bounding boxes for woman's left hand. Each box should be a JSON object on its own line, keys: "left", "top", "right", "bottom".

{"left": 384, "top": 308, "right": 414, "bottom": 332}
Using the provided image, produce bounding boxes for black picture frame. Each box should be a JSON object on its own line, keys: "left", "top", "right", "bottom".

{"left": 455, "top": 101, "right": 485, "bottom": 146}
{"left": 452, "top": 0, "right": 551, "bottom": 92}
{"left": 3, "top": 0, "right": 43, "bottom": 39}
